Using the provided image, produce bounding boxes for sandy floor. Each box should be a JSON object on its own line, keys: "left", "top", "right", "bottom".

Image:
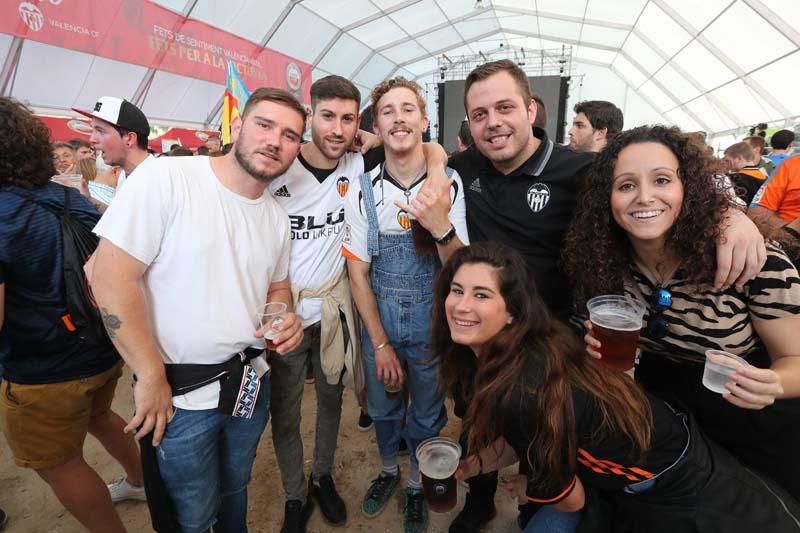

{"left": 0, "top": 369, "right": 522, "bottom": 532}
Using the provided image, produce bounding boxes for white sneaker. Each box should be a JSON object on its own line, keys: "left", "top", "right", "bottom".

{"left": 108, "top": 478, "right": 147, "bottom": 503}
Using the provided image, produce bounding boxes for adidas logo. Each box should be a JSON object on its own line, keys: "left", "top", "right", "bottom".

{"left": 469, "top": 178, "right": 481, "bottom": 193}
{"left": 274, "top": 185, "right": 291, "bottom": 197}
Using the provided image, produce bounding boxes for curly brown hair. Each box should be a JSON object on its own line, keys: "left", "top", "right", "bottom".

{"left": 370, "top": 77, "right": 426, "bottom": 118}
{"left": 0, "top": 97, "right": 55, "bottom": 188}
{"left": 563, "top": 125, "right": 730, "bottom": 304}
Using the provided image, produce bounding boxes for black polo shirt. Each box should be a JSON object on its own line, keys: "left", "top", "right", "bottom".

{"left": 448, "top": 128, "right": 594, "bottom": 319}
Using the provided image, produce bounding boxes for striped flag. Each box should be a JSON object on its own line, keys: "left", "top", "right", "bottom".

{"left": 221, "top": 60, "right": 251, "bottom": 144}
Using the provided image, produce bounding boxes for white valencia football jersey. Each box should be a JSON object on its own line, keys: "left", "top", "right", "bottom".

{"left": 269, "top": 152, "right": 365, "bottom": 327}
{"left": 342, "top": 163, "right": 469, "bottom": 263}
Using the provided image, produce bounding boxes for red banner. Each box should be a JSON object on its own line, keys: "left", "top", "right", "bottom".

{"left": 4, "top": 0, "right": 311, "bottom": 102}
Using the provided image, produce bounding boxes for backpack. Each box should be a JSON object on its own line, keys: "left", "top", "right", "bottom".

{"left": 8, "top": 186, "right": 109, "bottom": 344}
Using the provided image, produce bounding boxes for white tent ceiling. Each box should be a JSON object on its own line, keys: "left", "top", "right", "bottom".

{"left": 3, "top": 0, "right": 799, "bottom": 144}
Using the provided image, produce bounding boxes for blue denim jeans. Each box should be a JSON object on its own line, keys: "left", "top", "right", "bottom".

{"left": 523, "top": 506, "right": 581, "bottom": 533}
{"left": 156, "top": 377, "right": 270, "bottom": 533}
{"left": 363, "top": 232, "right": 447, "bottom": 481}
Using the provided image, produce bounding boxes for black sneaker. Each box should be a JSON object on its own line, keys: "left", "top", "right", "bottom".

{"left": 362, "top": 471, "right": 400, "bottom": 517}
{"left": 448, "top": 492, "right": 496, "bottom": 533}
{"left": 358, "top": 411, "right": 373, "bottom": 432}
{"left": 0, "top": 508, "right": 7, "bottom": 529}
{"left": 309, "top": 475, "right": 347, "bottom": 526}
{"left": 280, "top": 498, "right": 314, "bottom": 533}
{"left": 403, "top": 488, "right": 428, "bottom": 533}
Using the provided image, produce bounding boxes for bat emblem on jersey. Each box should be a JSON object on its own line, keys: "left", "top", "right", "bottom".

{"left": 397, "top": 210, "right": 412, "bottom": 230}
{"left": 336, "top": 176, "right": 350, "bottom": 197}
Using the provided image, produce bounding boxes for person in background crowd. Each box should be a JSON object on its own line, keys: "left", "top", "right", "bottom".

{"left": 74, "top": 159, "right": 114, "bottom": 213}
{"left": 724, "top": 141, "right": 768, "bottom": 204}
{"left": 568, "top": 100, "right": 623, "bottom": 153}
{"left": 206, "top": 135, "right": 222, "bottom": 155}
{"left": 418, "top": 59, "right": 768, "bottom": 533}
{"left": 767, "top": 129, "right": 795, "bottom": 175}
{"left": 0, "top": 97, "right": 144, "bottom": 533}
{"left": 749, "top": 154, "right": 800, "bottom": 239}
{"left": 456, "top": 119, "right": 473, "bottom": 152}
{"left": 744, "top": 135, "right": 776, "bottom": 176}
{"left": 51, "top": 141, "right": 77, "bottom": 174}
{"left": 165, "top": 147, "right": 193, "bottom": 157}
{"left": 565, "top": 125, "right": 800, "bottom": 501}
{"left": 70, "top": 138, "right": 95, "bottom": 160}
{"left": 90, "top": 88, "right": 306, "bottom": 533}
{"left": 74, "top": 96, "right": 153, "bottom": 191}
{"left": 343, "top": 77, "right": 468, "bottom": 533}
{"left": 196, "top": 146, "right": 210, "bottom": 156}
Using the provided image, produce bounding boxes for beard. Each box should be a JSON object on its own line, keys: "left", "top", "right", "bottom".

{"left": 234, "top": 142, "right": 285, "bottom": 183}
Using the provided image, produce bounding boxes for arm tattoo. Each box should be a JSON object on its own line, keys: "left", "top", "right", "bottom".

{"left": 100, "top": 307, "right": 122, "bottom": 339}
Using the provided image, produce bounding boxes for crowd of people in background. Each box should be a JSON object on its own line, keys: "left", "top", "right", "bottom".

{"left": 1, "top": 56, "right": 799, "bottom": 533}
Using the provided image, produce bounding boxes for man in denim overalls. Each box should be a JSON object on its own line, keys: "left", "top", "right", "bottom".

{"left": 343, "top": 77, "right": 469, "bottom": 533}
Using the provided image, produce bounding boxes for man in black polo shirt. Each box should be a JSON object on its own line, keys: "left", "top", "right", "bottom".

{"left": 406, "top": 59, "right": 769, "bottom": 533}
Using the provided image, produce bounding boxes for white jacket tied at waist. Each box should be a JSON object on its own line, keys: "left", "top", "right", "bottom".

{"left": 291, "top": 266, "right": 364, "bottom": 393}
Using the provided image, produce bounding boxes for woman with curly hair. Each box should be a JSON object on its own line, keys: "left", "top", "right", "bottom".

{"left": 0, "top": 97, "right": 144, "bottom": 532}
{"left": 563, "top": 125, "right": 800, "bottom": 500}
{"left": 433, "top": 242, "right": 800, "bottom": 532}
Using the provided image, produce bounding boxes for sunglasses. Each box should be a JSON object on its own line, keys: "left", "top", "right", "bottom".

{"left": 647, "top": 287, "right": 673, "bottom": 339}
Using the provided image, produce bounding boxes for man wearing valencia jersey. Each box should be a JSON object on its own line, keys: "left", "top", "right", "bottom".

{"left": 342, "top": 77, "right": 468, "bottom": 533}
{"left": 267, "top": 75, "right": 447, "bottom": 533}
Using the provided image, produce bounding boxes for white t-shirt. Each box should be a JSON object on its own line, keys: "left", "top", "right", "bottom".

{"left": 115, "top": 153, "right": 156, "bottom": 191}
{"left": 269, "top": 152, "right": 365, "bottom": 328}
{"left": 94, "top": 156, "right": 291, "bottom": 409}
{"left": 342, "top": 164, "right": 469, "bottom": 263}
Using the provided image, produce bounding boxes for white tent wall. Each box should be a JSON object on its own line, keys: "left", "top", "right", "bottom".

{"left": 2, "top": 0, "right": 798, "bottom": 138}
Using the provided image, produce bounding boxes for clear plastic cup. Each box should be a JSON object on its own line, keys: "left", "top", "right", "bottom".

{"left": 416, "top": 437, "right": 462, "bottom": 513}
{"left": 587, "top": 295, "right": 645, "bottom": 371}
{"left": 257, "top": 302, "right": 287, "bottom": 349}
{"left": 703, "top": 349, "right": 749, "bottom": 393}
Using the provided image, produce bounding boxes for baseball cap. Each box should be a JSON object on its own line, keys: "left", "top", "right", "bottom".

{"left": 73, "top": 96, "right": 150, "bottom": 138}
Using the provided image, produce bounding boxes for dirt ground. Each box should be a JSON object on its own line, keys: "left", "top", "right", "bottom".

{"left": 0, "top": 368, "right": 522, "bottom": 532}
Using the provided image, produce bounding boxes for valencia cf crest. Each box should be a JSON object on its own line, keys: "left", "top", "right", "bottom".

{"left": 336, "top": 176, "right": 350, "bottom": 198}
{"left": 397, "top": 210, "right": 412, "bottom": 230}
{"left": 527, "top": 183, "right": 551, "bottom": 213}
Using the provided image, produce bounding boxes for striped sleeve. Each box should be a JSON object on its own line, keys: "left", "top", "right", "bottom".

{"left": 746, "top": 243, "right": 800, "bottom": 320}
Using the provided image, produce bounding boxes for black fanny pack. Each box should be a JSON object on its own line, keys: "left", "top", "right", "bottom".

{"left": 140, "top": 346, "right": 268, "bottom": 532}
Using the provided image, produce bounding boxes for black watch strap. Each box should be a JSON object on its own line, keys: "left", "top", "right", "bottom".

{"left": 435, "top": 224, "right": 457, "bottom": 245}
{"left": 783, "top": 225, "right": 800, "bottom": 240}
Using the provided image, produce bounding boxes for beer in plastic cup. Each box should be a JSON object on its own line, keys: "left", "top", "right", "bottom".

{"left": 587, "top": 295, "right": 645, "bottom": 371}
{"left": 703, "top": 349, "right": 749, "bottom": 393}
{"left": 416, "top": 437, "right": 461, "bottom": 513}
{"left": 51, "top": 173, "right": 83, "bottom": 189}
{"left": 257, "top": 302, "right": 287, "bottom": 350}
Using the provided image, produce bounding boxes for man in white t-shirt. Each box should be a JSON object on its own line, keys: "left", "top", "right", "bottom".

{"left": 343, "top": 77, "right": 468, "bottom": 533}
{"left": 90, "top": 88, "right": 306, "bottom": 532}
{"left": 74, "top": 96, "right": 153, "bottom": 191}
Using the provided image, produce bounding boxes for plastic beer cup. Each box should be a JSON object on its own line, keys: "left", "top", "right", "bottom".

{"left": 416, "top": 437, "right": 462, "bottom": 513}
{"left": 703, "top": 349, "right": 749, "bottom": 393}
{"left": 587, "top": 295, "right": 645, "bottom": 371}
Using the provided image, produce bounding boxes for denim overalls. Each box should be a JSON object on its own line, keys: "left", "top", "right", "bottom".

{"left": 359, "top": 168, "right": 447, "bottom": 478}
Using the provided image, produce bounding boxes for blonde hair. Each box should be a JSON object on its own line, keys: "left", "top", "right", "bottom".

{"left": 76, "top": 158, "right": 97, "bottom": 181}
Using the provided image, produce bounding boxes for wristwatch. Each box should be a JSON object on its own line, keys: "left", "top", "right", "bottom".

{"left": 435, "top": 224, "right": 457, "bottom": 245}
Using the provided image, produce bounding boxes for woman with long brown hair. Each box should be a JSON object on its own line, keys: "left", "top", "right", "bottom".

{"left": 564, "top": 125, "right": 800, "bottom": 500}
{"left": 432, "top": 242, "right": 800, "bottom": 532}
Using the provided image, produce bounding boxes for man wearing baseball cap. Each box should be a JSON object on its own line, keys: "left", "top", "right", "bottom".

{"left": 74, "top": 96, "right": 153, "bottom": 190}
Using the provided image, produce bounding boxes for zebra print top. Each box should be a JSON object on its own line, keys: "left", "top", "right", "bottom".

{"left": 625, "top": 243, "right": 800, "bottom": 365}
